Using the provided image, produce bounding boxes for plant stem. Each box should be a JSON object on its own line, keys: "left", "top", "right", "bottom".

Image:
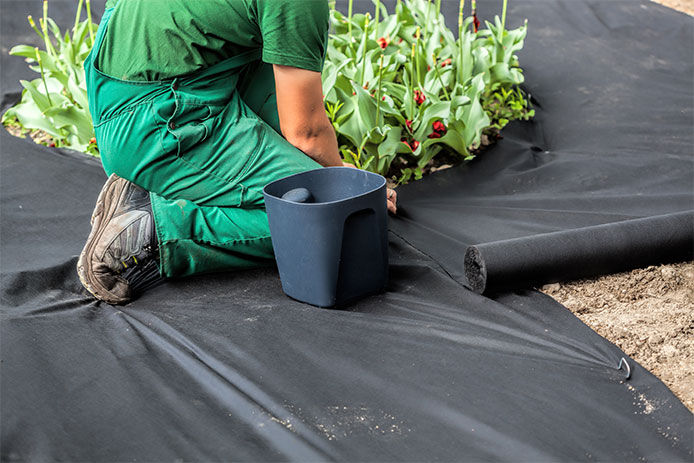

{"left": 432, "top": 53, "right": 450, "bottom": 100}
{"left": 409, "top": 44, "right": 415, "bottom": 117}
{"left": 361, "top": 14, "right": 370, "bottom": 86}
{"left": 374, "top": 0, "right": 380, "bottom": 37}
{"left": 35, "top": 47, "right": 52, "bottom": 105}
{"left": 376, "top": 55, "right": 384, "bottom": 123}
{"left": 457, "top": 0, "right": 465, "bottom": 86}
{"left": 348, "top": 0, "right": 353, "bottom": 43}
{"left": 39, "top": 19, "right": 57, "bottom": 57}
{"left": 41, "top": 1, "right": 55, "bottom": 57}
{"left": 436, "top": 0, "right": 442, "bottom": 17}
{"left": 73, "top": 0, "right": 83, "bottom": 37}
{"left": 414, "top": 27, "right": 421, "bottom": 87}
{"left": 423, "top": 0, "right": 431, "bottom": 41}
{"left": 27, "top": 16, "right": 44, "bottom": 41}
{"left": 501, "top": 0, "right": 508, "bottom": 29}
{"left": 86, "top": 0, "right": 95, "bottom": 45}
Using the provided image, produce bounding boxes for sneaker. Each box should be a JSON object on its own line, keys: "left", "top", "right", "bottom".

{"left": 77, "top": 174, "right": 162, "bottom": 304}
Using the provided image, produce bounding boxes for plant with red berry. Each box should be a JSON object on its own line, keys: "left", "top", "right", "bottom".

{"left": 323, "top": 0, "right": 533, "bottom": 184}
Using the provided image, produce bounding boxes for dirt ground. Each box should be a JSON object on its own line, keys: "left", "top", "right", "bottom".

{"left": 651, "top": 0, "right": 694, "bottom": 15}
{"left": 541, "top": 262, "right": 694, "bottom": 411}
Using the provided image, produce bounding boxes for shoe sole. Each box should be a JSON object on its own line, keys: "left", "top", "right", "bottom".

{"left": 77, "top": 174, "right": 131, "bottom": 305}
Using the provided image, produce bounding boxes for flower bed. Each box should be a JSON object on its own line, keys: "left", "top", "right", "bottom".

{"left": 323, "top": 0, "right": 534, "bottom": 183}
{"left": 2, "top": 0, "right": 534, "bottom": 184}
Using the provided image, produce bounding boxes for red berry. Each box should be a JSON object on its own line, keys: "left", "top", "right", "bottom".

{"left": 428, "top": 131, "right": 442, "bottom": 139}
{"left": 406, "top": 120, "right": 413, "bottom": 132}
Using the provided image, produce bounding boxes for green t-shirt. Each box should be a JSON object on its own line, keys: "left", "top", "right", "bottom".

{"left": 97, "top": 0, "right": 330, "bottom": 81}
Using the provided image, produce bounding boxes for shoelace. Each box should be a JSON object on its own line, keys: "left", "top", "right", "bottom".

{"left": 118, "top": 243, "right": 155, "bottom": 269}
{"left": 119, "top": 244, "right": 163, "bottom": 294}
{"left": 120, "top": 256, "right": 139, "bottom": 269}
{"left": 122, "top": 260, "right": 163, "bottom": 294}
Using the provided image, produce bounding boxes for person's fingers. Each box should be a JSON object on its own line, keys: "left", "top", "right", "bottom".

{"left": 385, "top": 188, "right": 397, "bottom": 215}
{"left": 387, "top": 188, "right": 397, "bottom": 206}
{"left": 386, "top": 189, "right": 397, "bottom": 214}
{"left": 387, "top": 198, "right": 397, "bottom": 215}
{"left": 342, "top": 161, "right": 357, "bottom": 168}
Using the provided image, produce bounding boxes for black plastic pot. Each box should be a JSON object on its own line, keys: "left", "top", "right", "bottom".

{"left": 263, "top": 167, "right": 389, "bottom": 307}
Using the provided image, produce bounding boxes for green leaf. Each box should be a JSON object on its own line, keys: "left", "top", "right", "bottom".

{"left": 414, "top": 101, "right": 450, "bottom": 140}
{"left": 351, "top": 80, "right": 378, "bottom": 132}
{"left": 377, "top": 126, "right": 409, "bottom": 163}
{"left": 20, "top": 79, "right": 51, "bottom": 111}
{"left": 429, "top": 119, "right": 468, "bottom": 156}
{"left": 44, "top": 105, "right": 95, "bottom": 141}
{"left": 9, "top": 45, "right": 40, "bottom": 59}
{"left": 9, "top": 99, "right": 64, "bottom": 138}
{"left": 67, "top": 75, "right": 89, "bottom": 109}
{"left": 45, "top": 18, "right": 65, "bottom": 46}
{"left": 489, "top": 63, "right": 515, "bottom": 84}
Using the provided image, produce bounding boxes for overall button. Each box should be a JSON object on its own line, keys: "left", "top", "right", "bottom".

{"left": 171, "top": 81, "right": 179, "bottom": 91}
{"left": 169, "top": 121, "right": 177, "bottom": 130}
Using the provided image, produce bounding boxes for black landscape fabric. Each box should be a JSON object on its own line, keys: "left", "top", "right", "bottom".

{"left": 1, "top": 0, "right": 692, "bottom": 461}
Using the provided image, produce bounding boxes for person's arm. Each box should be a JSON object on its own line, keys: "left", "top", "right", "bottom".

{"left": 273, "top": 64, "right": 342, "bottom": 167}
{"left": 273, "top": 64, "right": 397, "bottom": 214}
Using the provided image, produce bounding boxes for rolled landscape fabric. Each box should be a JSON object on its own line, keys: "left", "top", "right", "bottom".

{"left": 464, "top": 211, "right": 694, "bottom": 294}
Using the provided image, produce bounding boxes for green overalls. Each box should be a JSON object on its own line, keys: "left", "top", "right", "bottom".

{"left": 85, "top": 7, "right": 321, "bottom": 278}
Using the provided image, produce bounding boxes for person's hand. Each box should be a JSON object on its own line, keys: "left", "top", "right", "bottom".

{"left": 386, "top": 188, "right": 397, "bottom": 215}
{"left": 342, "top": 162, "right": 397, "bottom": 214}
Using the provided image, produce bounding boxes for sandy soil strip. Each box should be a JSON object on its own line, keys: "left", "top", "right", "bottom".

{"left": 542, "top": 262, "right": 694, "bottom": 411}
{"left": 651, "top": 0, "right": 694, "bottom": 15}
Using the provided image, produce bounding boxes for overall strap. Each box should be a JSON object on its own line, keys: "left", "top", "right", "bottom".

{"left": 84, "top": 6, "right": 115, "bottom": 70}
{"left": 173, "top": 48, "right": 263, "bottom": 87}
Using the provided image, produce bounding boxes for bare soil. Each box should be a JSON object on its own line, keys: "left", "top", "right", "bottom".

{"left": 651, "top": 0, "right": 694, "bottom": 15}
{"left": 541, "top": 262, "right": 694, "bottom": 411}
{"left": 4, "top": 121, "right": 55, "bottom": 147}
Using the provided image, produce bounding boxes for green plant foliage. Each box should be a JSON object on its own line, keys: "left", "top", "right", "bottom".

{"left": 1, "top": 0, "right": 99, "bottom": 155}
{"left": 323, "top": 0, "right": 534, "bottom": 182}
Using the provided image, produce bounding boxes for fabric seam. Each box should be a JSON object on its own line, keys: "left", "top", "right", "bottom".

{"left": 160, "top": 235, "right": 272, "bottom": 246}
{"left": 262, "top": 49, "right": 322, "bottom": 71}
